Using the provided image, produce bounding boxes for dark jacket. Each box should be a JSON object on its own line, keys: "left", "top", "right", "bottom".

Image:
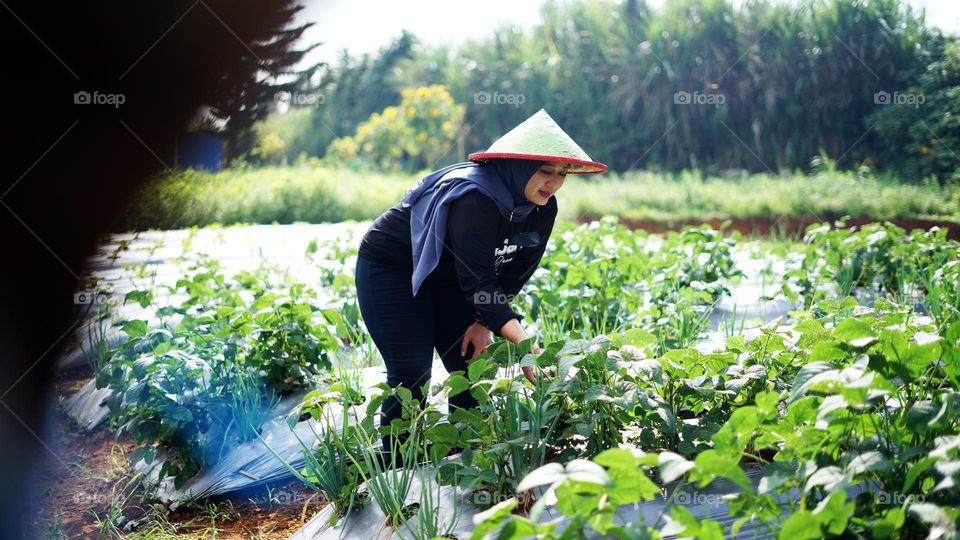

{"left": 358, "top": 190, "right": 557, "bottom": 334}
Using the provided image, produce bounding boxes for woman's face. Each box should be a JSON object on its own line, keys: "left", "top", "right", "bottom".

{"left": 524, "top": 161, "right": 569, "bottom": 205}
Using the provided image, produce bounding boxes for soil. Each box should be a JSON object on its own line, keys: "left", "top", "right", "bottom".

{"left": 577, "top": 214, "right": 959, "bottom": 240}
{"left": 26, "top": 367, "right": 327, "bottom": 539}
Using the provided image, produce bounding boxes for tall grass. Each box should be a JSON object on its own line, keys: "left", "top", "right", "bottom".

{"left": 560, "top": 170, "right": 960, "bottom": 223}
{"left": 121, "top": 165, "right": 413, "bottom": 230}
{"left": 119, "top": 165, "right": 960, "bottom": 231}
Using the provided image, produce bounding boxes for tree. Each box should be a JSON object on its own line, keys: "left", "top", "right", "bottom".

{"left": 205, "top": 1, "right": 324, "bottom": 162}
{"left": 307, "top": 31, "right": 418, "bottom": 156}
{"left": 326, "top": 85, "right": 465, "bottom": 172}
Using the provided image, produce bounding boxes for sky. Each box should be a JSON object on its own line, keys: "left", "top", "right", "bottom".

{"left": 293, "top": 0, "right": 543, "bottom": 67}
{"left": 292, "top": 0, "right": 960, "bottom": 70}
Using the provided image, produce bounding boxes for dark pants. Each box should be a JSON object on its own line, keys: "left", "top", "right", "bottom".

{"left": 354, "top": 255, "right": 480, "bottom": 458}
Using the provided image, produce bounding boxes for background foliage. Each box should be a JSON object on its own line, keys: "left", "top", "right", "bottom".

{"left": 249, "top": 0, "right": 958, "bottom": 182}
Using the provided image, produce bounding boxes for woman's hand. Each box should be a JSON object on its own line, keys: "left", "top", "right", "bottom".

{"left": 500, "top": 319, "right": 542, "bottom": 384}
{"left": 522, "top": 342, "right": 541, "bottom": 385}
{"left": 461, "top": 321, "right": 493, "bottom": 363}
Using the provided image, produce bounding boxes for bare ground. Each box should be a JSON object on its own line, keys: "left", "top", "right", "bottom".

{"left": 26, "top": 368, "right": 327, "bottom": 539}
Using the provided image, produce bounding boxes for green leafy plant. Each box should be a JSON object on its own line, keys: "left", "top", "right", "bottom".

{"left": 262, "top": 370, "right": 368, "bottom": 525}
{"left": 248, "top": 284, "right": 338, "bottom": 391}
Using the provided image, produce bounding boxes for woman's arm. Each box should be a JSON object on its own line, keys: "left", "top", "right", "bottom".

{"left": 445, "top": 192, "right": 524, "bottom": 336}
{"left": 445, "top": 192, "right": 543, "bottom": 384}
{"left": 498, "top": 317, "right": 528, "bottom": 345}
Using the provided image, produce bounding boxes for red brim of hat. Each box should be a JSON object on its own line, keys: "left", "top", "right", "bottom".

{"left": 467, "top": 152, "right": 608, "bottom": 174}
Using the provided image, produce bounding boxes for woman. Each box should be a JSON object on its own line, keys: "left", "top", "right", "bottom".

{"left": 354, "top": 109, "right": 607, "bottom": 458}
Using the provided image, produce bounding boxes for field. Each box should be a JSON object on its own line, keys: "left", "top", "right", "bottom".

{"left": 119, "top": 166, "right": 960, "bottom": 233}
{"left": 39, "top": 216, "right": 960, "bottom": 539}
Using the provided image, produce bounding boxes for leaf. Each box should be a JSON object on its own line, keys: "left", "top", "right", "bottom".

{"left": 833, "top": 318, "right": 874, "bottom": 343}
{"left": 812, "top": 491, "right": 854, "bottom": 535}
{"left": 755, "top": 391, "right": 780, "bottom": 417}
{"left": 471, "top": 497, "right": 518, "bottom": 526}
{"left": 816, "top": 395, "right": 848, "bottom": 422}
{"left": 622, "top": 328, "right": 657, "bottom": 348}
{"left": 899, "top": 342, "right": 940, "bottom": 380}
{"left": 124, "top": 290, "right": 153, "bottom": 308}
{"left": 449, "top": 407, "right": 484, "bottom": 429}
{"left": 425, "top": 423, "right": 459, "bottom": 446}
{"left": 122, "top": 319, "right": 149, "bottom": 339}
{"left": 908, "top": 502, "right": 958, "bottom": 537}
{"left": 564, "top": 460, "right": 612, "bottom": 485}
{"left": 804, "top": 466, "right": 846, "bottom": 493}
{"left": 662, "top": 506, "right": 725, "bottom": 540}
{"left": 494, "top": 519, "right": 539, "bottom": 539}
{"left": 903, "top": 457, "right": 937, "bottom": 493}
{"left": 779, "top": 510, "right": 822, "bottom": 540}
{"left": 605, "top": 466, "right": 659, "bottom": 504}
{"left": 634, "top": 359, "right": 663, "bottom": 383}
{"left": 759, "top": 461, "right": 796, "bottom": 494}
{"left": 516, "top": 460, "right": 610, "bottom": 493}
{"left": 809, "top": 340, "right": 846, "bottom": 362}
{"left": 593, "top": 448, "right": 660, "bottom": 505}
{"left": 467, "top": 358, "right": 493, "bottom": 382}
{"left": 725, "top": 335, "right": 746, "bottom": 353}
{"left": 516, "top": 463, "right": 564, "bottom": 492}
{"left": 394, "top": 385, "right": 413, "bottom": 404}
{"left": 557, "top": 354, "right": 583, "bottom": 379}
{"left": 559, "top": 339, "right": 592, "bottom": 357}
{"left": 594, "top": 448, "right": 659, "bottom": 470}
{"left": 788, "top": 362, "right": 834, "bottom": 403}
{"left": 711, "top": 406, "right": 759, "bottom": 458}
{"left": 658, "top": 452, "right": 694, "bottom": 483}
{"left": 847, "top": 451, "right": 889, "bottom": 476}
{"left": 882, "top": 330, "right": 941, "bottom": 382}
{"left": 905, "top": 401, "right": 939, "bottom": 433}
{"left": 584, "top": 385, "right": 614, "bottom": 403}
{"left": 443, "top": 373, "right": 470, "bottom": 398}
{"left": 655, "top": 406, "right": 677, "bottom": 434}
{"left": 691, "top": 450, "right": 751, "bottom": 490}
{"left": 872, "top": 507, "right": 906, "bottom": 538}
{"left": 840, "top": 296, "right": 858, "bottom": 311}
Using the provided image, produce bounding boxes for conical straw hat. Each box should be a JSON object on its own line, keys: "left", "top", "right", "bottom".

{"left": 468, "top": 109, "right": 608, "bottom": 174}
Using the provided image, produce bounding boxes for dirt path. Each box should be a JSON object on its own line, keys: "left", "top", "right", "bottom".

{"left": 27, "top": 367, "right": 326, "bottom": 539}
